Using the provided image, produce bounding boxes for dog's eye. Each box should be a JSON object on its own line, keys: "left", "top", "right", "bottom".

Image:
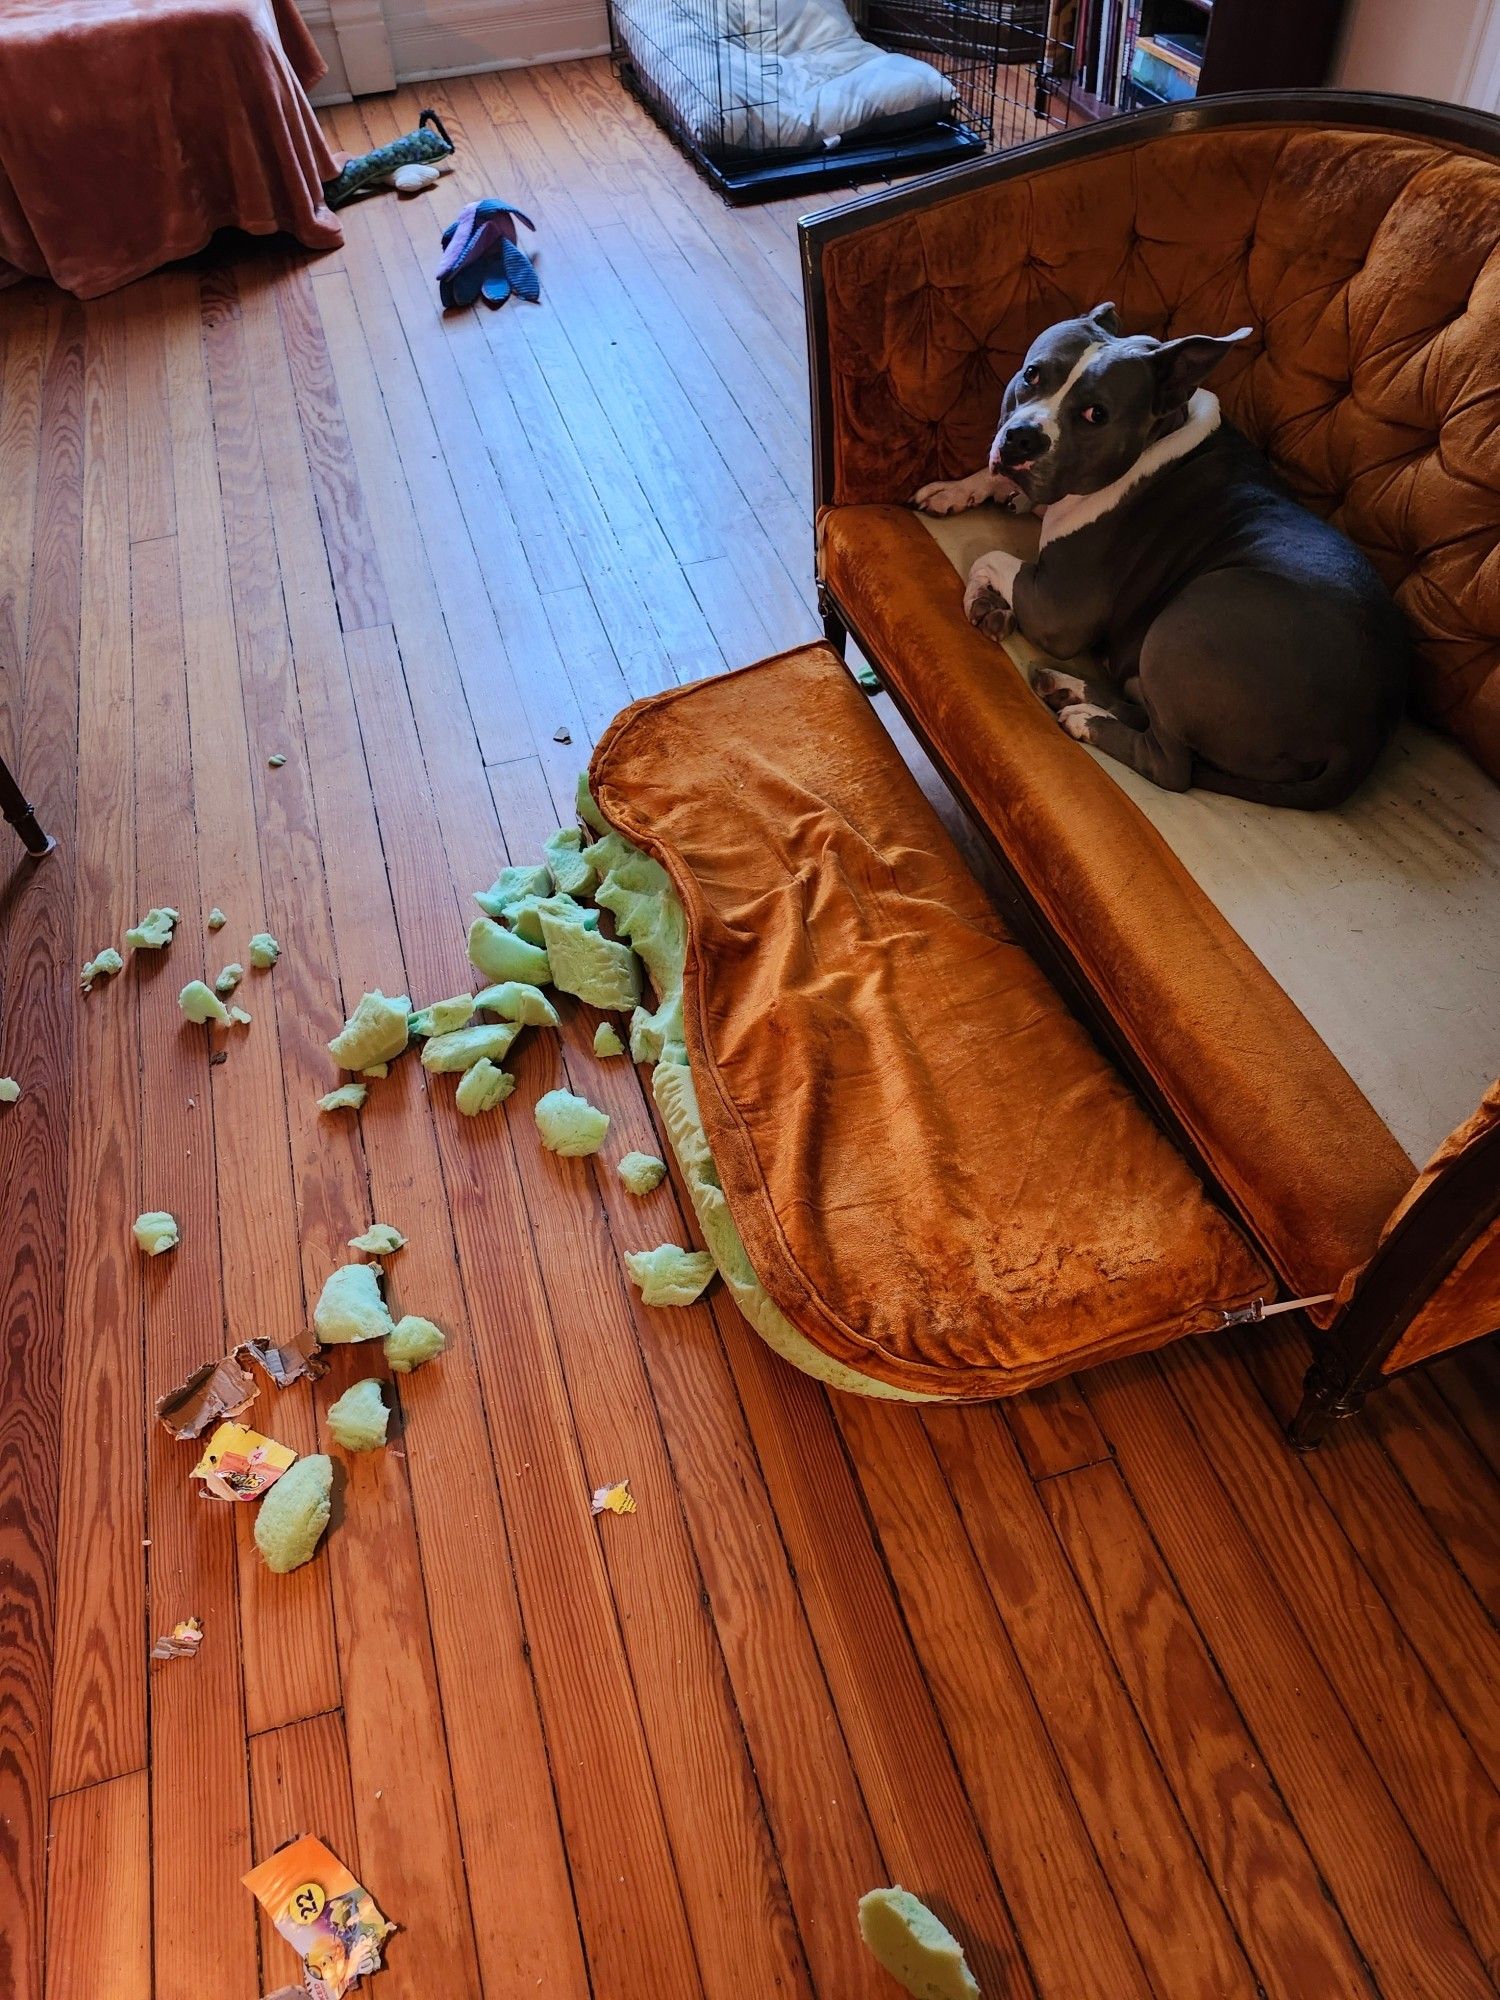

{"left": 1022, "top": 364, "right": 1042, "bottom": 388}
{"left": 1080, "top": 404, "right": 1109, "bottom": 425}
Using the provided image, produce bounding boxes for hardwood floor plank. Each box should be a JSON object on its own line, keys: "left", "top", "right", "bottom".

{"left": 1364, "top": 1369, "right": 1500, "bottom": 1619}
{"left": 45, "top": 1772, "right": 151, "bottom": 2000}
{"left": 1083, "top": 1352, "right": 1495, "bottom": 1999}
{"left": 0, "top": 297, "right": 82, "bottom": 2000}
{"left": 1042, "top": 1460, "right": 1378, "bottom": 1998}
{"left": 50, "top": 293, "right": 148, "bottom": 1795}
{"left": 1002, "top": 1377, "right": 1112, "bottom": 1479}
{"left": 1429, "top": 1338, "right": 1500, "bottom": 1478}
{"left": 121, "top": 283, "right": 176, "bottom": 545}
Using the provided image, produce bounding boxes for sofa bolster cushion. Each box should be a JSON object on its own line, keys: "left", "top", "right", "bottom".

{"left": 820, "top": 503, "right": 1417, "bottom": 1307}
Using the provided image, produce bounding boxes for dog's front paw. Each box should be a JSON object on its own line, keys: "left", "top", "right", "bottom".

{"left": 1032, "top": 668, "right": 1089, "bottom": 715}
{"left": 965, "top": 584, "right": 1016, "bottom": 642}
{"left": 914, "top": 476, "right": 986, "bottom": 516}
{"left": 1058, "top": 702, "right": 1110, "bottom": 742}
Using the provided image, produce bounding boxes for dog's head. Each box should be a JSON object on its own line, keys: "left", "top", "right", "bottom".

{"left": 990, "top": 306, "right": 1251, "bottom": 505}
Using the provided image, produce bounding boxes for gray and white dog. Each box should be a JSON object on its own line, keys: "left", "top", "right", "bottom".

{"left": 915, "top": 305, "right": 1408, "bottom": 807}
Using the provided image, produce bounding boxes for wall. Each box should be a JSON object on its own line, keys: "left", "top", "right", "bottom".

{"left": 1332, "top": 0, "right": 1500, "bottom": 109}
{"left": 298, "top": 0, "right": 607, "bottom": 98}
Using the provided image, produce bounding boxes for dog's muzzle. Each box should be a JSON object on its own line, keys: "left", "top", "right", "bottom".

{"left": 995, "top": 421, "right": 1049, "bottom": 473}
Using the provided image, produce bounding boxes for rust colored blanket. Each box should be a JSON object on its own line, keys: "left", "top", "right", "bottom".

{"left": 591, "top": 646, "right": 1270, "bottom": 1398}
{"left": 0, "top": 0, "right": 341, "bottom": 298}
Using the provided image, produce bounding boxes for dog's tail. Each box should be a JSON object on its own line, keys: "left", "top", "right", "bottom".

{"left": 1191, "top": 748, "right": 1369, "bottom": 811}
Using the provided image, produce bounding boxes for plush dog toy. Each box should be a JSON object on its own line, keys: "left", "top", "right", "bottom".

{"left": 324, "top": 108, "right": 455, "bottom": 208}
{"left": 436, "top": 199, "right": 540, "bottom": 310}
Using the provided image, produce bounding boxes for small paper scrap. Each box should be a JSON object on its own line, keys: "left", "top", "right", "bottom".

{"left": 591, "top": 1480, "right": 636, "bottom": 1517}
{"left": 155, "top": 1352, "right": 258, "bottom": 1439}
{"left": 242, "top": 1329, "right": 324, "bottom": 1389}
{"left": 192, "top": 1421, "right": 296, "bottom": 1501}
{"left": 150, "top": 1616, "right": 204, "bottom": 1663}
{"left": 243, "top": 1833, "right": 394, "bottom": 2000}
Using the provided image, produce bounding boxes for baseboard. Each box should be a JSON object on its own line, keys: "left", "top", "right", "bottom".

{"left": 383, "top": 0, "right": 610, "bottom": 81}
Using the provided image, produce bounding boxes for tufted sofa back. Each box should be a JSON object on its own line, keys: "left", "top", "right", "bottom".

{"left": 818, "top": 121, "right": 1500, "bottom": 778}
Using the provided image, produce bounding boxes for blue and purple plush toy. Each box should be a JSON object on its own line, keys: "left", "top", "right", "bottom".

{"left": 436, "top": 199, "right": 540, "bottom": 310}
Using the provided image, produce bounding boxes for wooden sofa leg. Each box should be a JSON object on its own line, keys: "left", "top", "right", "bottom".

{"left": 817, "top": 583, "right": 848, "bottom": 660}
{"left": 0, "top": 755, "right": 55, "bottom": 858}
{"left": 1290, "top": 1357, "right": 1366, "bottom": 1450}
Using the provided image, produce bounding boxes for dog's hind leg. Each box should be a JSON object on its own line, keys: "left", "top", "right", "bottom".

{"left": 1059, "top": 707, "right": 1193, "bottom": 791}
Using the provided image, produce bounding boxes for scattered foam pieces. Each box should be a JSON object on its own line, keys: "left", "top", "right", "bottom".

{"left": 327, "top": 1378, "right": 389, "bottom": 1452}
{"left": 80, "top": 946, "right": 123, "bottom": 992}
{"left": 242, "top": 1833, "right": 394, "bottom": 1999}
{"left": 179, "top": 979, "right": 231, "bottom": 1026}
{"left": 474, "top": 863, "right": 552, "bottom": 923}
{"left": 534, "top": 1088, "right": 609, "bottom": 1157}
{"left": 0, "top": 1077, "right": 19, "bottom": 1104}
{"left": 228, "top": 1004, "right": 252, "bottom": 1026}
{"left": 455, "top": 1057, "right": 515, "bottom": 1116}
{"left": 545, "top": 824, "right": 598, "bottom": 898}
{"left": 207, "top": 908, "right": 228, "bottom": 931}
{"left": 155, "top": 1350, "right": 258, "bottom": 1439}
{"left": 617, "top": 1152, "right": 666, "bottom": 1197}
{"left": 348, "top": 1223, "right": 405, "bottom": 1255}
{"left": 576, "top": 772, "right": 609, "bottom": 836}
{"left": 408, "top": 993, "right": 475, "bottom": 1037}
{"left": 473, "top": 981, "right": 559, "bottom": 1028}
{"left": 267, "top": 752, "right": 287, "bottom": 767}
{"left": 591, "top": 1479, "right": 636, "bottom": 1517}
{"left": 593, "top": 1021, "right": 624, "bottom": 1059}
{"left": 857, "top": 1888, "right": 981, "bottom": 2000}
{"left": 539, "top": 906, "right": 640, "bottom": 1012}
{"left": 134, "top": 1210, "right": 179, "bottom": 1256}
{"left": 328, "top": 989, "right": 410, "bottom": 1069}
{"left": 361, "top": 1063, "right": 389, "bottom": 1079}
{"left": 125, "top": 906, "right": 179, "bottom": 950}
{"left": 214, "top": 962, "right": 244, "bottom": 996}
{"left": 420, "top": 1021, "right": 520, "bottom": 1074}
{"left": 624, "top": 1244, "right": 716, "bottom": 1308}
{"left": 314, "top": 1262, "right": 396, "bottom": 1345}
{"left": 319, "top": 1082, "right": 367, "bottom": 1114}
{"left": 192, "top": 1421, "right": 296, "bottom": 1500}
{"left": 384, "top": 1314, "right": 447, "bottom": 1373}
{"left": 254, "top": 1454, "right": 333, "bottom": 1573}
{"left": 468, "top": 915, "right": 550, "bottom": 986}
{"left": 248, "top": 932, "right": 281, "bottom": 969}
{"left": 150, "top": 1616, "right": 204, "bottom": 1663}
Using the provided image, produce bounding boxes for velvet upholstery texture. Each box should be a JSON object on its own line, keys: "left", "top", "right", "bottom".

{"left": 0, "top": 0, "right": 341, "bottom": 299}
{"left": 819, "top": 123, "right": 1500, "bottom": 777}
{"left": 820, "top": 505, "right": 1417, "bottom": 1310}
{"left": 591, "top": 644, "right": 1269, "bottom": 1399}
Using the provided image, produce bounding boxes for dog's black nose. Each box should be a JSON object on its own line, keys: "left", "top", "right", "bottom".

{"left": 998, "top": 422, "right": 1048, "bottom": 469}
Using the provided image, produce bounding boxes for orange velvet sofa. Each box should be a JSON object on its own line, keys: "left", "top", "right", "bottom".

{"left": 802, "top": 93, "right": 1500, "bottom": 1441}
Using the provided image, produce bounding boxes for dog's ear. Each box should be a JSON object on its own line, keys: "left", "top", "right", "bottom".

{"left": 1150, "top": 327, "right": 1252, "bottom": 411}
{"left": 1086, "top": 301, "right": 1120, "bottom": 335}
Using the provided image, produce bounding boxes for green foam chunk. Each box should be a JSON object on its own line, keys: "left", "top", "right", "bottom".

{"left": 0, "top": 1078, "right": 19, "bottom": 1104}
{"left": 267, "top": 752, "right": 287, "bottom": 767}
{"left": 455, "top": 1057, "right": 515, "bottom": 1115}
{"left": 327, "top": 1378, "right": 389, "bottom": 1452}
{"left": 126, "top": 907, "right": 179, "bottom": 950}
{"left": 314, "top": 1262, "right": 395, "bottom": 1344}
{"left": 624, "top": 1243, "right": 716, "bottom": 1308}
{"left": 474, "top": 981, "right": 560, "bottom": 1028}
{"left": 421, "top": 1021, "right": 520, "bottom": 1074}
{"left": 207, "top": 908, "right": 227, "bottom": 931}
{"left": 409, "top": 993, "right": 475, "bottom": 1037}
{"left": 214, "top": 962, "right": 244, "bottom": 996}
{"left": 539, "top": 908, "right": 640, "bottom": 1012}
{"left": 474, "top": 863, "right": 552, "bottom": 923}
{"left": 593, "top": 1021, "right": 625, "bottom": 1058}
{"left": 469, "top": 916, "right": 550, "bottom": 986}
{"left": 255, "top": 1454, "right": 332, "bottom": 1573}
{"left": 545, "top": 825, "right": 598, "bottom": 898}
{"left": 576, "top": 772, "right": 609, "bottom": 835}
{"left": 328, "top": 990, "right": 410, "bottom": 1070}
{"left": 534, "top": 1088, "right": 609, "bottom": 1157}
{"left": 507, "top": 891, "right": 598, "bottom": 946}
{"left": 362, "top": 1063, "right": 388, "bottom": 1079}
{"left": 319, "top": 1082, "right": 367, "bottom": 1113}
{"left": 617, "top": 1152, "right": 666, "bottom": 1196}
{"left": 248, "top": 932, "right": 280, "bottom": 969}
{"left": 179, "top": 979, "right": 231, "bottom": 1026}
{"left": 857, "top": 1889, "right": 981, "bottom": 2000}
{"left": 349, "top": 1223, "right": 405, "bottom": 1254}
{"left": 384, "top": 1314, "right": 447, "bottom": 1372}
{"left": 228, "top": 1005, "right": 252, "bottom": 1026}
{"left": 133, "top": 1210, "right": 179, "bottom": 1255}
{"left": 81, "top": 946, "right": 123, "bottom": 991}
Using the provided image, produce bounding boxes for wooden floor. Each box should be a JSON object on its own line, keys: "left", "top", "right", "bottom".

{"left": 2, "top": 57, "right": 1498, "bottom": 2000}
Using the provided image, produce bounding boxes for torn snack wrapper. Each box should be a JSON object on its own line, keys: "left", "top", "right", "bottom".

{"left": 592, "top": 1479, "right": 637, "bottom": 1517}
{"left": 192, "top": 1421, "right": 297, "bottom": 1501}
{"left": 244, "top": 1834, "right": 394, "bottom": 2000}
{"left": 242, "top": 1328, "right": 325, "bottom": 1389}
{"left": 155, "top": 1351, "right": 258, "bottom": 1439}
{"left": 150, "top": 1616, "right": 204, "bottom": 1662}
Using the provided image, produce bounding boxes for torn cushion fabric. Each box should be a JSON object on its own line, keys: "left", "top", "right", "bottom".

{"left": 590, "top": 645, "right": 1270, "bottom": 1400}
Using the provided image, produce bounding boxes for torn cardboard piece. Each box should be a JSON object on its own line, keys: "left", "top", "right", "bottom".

{"left": 155, "top": 1351, "right": 258, "bottom": 1439}
{"left": 243, "top": 1833, "right": 394, "bottom": 2000}
{"left": 242, "top": 1328, "right": 324, "bottom": 1389}
{"left": 591, "top": 1479, "right": 637, "bottom": 1517}
{"left": 192, "top": 1421, "right": 296, "bottom": 1500}
{"left": 150, "top": 1616, "right": 204, "bottom": 1662}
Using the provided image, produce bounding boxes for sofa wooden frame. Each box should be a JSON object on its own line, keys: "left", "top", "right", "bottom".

{"left": 799, "top": 91, "right": 1500, "bottom": 1445}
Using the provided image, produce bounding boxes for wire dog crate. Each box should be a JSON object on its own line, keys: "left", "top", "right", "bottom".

{"left": 607, "top": 0, "right": 1026, "bottom": 200}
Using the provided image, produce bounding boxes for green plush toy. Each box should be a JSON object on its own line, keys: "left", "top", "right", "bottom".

{"left": 324, "top": 108, "right": 456, "bottom": 208}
